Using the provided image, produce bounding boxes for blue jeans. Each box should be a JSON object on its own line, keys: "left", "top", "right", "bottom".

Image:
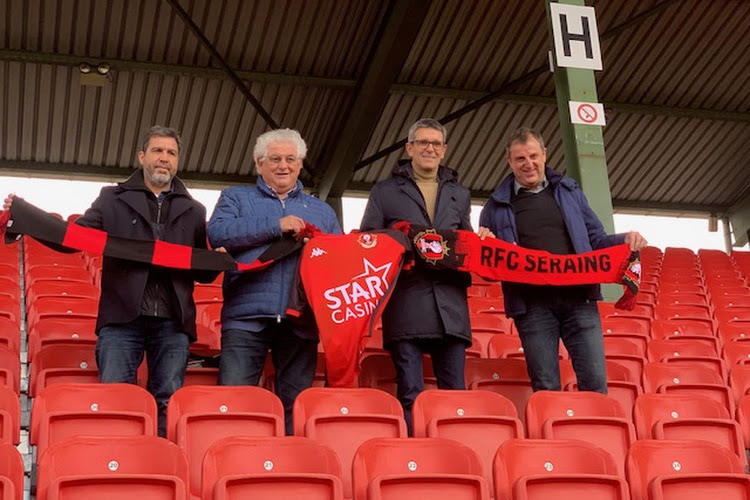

{"left": 96, "top": 316, "right": 190, "bottom": 437}
{"left": 219, "top": 323, "right": 318, "bottom": 435}
{"left": 513, "top": 296, "right": 607, "bottom": 393}
{"left": 389, "top": 336, "right": 466, "bottom": 436}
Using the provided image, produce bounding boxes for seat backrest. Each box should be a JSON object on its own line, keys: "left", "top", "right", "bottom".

{"left": 525, "top": 391, "right": 627, "bottom": 438}
{"left": 650, "top": 318, "right": 714, "bottom": 338}
{"left": 626, "top": 439, "right": 745, "bottom": 500}
{"left": 31, "top": 383, "right": 157, "bottom": 453}
{"left": 29, "top": 344, "right": 98, "bottom": 397}
{"left": 0, "top": 347, "right": 20, "bottom": 394}
{"left": 494, "top": 438, "right": 620, "bottom": 500}
{"left": 486, "top": 334, "right": 524, "bottom": 359}
{"left": 25, "top": 281, "right": 100, "bottom": 304}
{"left": 642, "top": 362, "right": 723, "bottom": 392}
{"left": 465, "top": 358, "right": 530, "bottom": 385}
{"left": 352, "top": 437, "right": 486, "bottom": 500}
{"left": 0, "top": 442, "right": 23, "bottom": 500}
{"left": 0, "top": 386, "right": 20, "bottom": 444}
{"left": 37, "top": 435, "right": 189, "bottom": 500}
{"left": 202, "top": 436, "right": 342, "bottom": 500}
{"left": 633, "top": 393, "right": 730, "bottom": 439}
{"left": 26, "top": 296, "right": 98, "bottom": 330}
{"left": 647, "top": 338, "right": 718, "bottom": 361}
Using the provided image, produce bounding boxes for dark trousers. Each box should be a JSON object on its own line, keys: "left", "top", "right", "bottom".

{"left": 218, "top": 323, "right": 318, "bottom": 435}
{"left": 513, "top": 295, "right": 607, "bottom": 393}
{"left": 388, "top": 336, "right": 466, "bottom": 435}
{"left": 96, "top": 316, "right": 190, "bottom": 438}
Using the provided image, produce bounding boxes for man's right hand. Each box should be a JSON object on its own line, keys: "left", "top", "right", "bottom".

{"left": 279, "top": 215, "right": 306, "bottom": 236}
{"left": 2, "top": 193, "right": 14, "bottom": 212}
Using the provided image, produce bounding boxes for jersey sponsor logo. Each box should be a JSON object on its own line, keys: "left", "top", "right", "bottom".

{"left": 310, "top": 247, "right": 327, "bottom": 258}
{"left": 413, "top": 229, "right": 449, "bottom": 263}
{"left": 323, "top": 258, "right": 391, "bottom": 324}
{"left": 357, "top": 232, "right": 378, "bottom": 248}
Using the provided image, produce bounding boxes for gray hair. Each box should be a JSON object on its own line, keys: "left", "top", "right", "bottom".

{"left": 506, "top": 127, "right": 546, "bottom": 156}
{"left": 253, "top": 128, "right": 308, "bottom": 161}
{"left": 407, "top": 118, "right": 448, "bottom": 143}
{"left": 139, "top": 125, "right": 182, "bottom": 154}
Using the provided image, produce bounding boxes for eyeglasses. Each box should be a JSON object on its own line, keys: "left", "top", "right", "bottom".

{"left": 410, "top": 140, "right": 446, "bottom": 150}
{"left": 264, "top": 155, "right": 300, "bottom": 165}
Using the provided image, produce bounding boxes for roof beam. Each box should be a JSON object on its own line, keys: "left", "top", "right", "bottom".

{"left": 315, "top": 0, "right": 432, "bottom": 201}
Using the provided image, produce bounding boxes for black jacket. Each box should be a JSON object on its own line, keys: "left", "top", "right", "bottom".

{"left": 75, "top": 170, "right": 215, "bottom": 340}
{"left": 360, "top": 160, "right": 473, "bottom": 345}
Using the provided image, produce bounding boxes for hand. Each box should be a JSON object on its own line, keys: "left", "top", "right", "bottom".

{"left": 213, "top": 247, "right": 227, "bottom": 253}
{"left": 625, "top": 231, "right": 648, "bottom": 251}
{"left": 279, "top": 215, "right": 306, "bottom": 235}
{"left": 477, "top": 226, "right": 495, "bottom": 240}
{"left": 2, "top": 193, "right": 14, "bottom": 212}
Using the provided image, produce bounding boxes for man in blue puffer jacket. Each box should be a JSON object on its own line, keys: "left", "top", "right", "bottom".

{"left": 480, "top": 127, "right": 647, "bottom": 394}
{"left": 207, "top": 129, "right": 341, "bottom": 433}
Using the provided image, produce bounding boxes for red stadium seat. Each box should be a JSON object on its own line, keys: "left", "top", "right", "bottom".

{"left": 201, "top": 436, "right": 344, "bottom": 500}
{"left": 626, "top": 440, "right": 750, "bottom": 500}
{"left": 647, "top": 338, "right": 718, "bottom": 361}
{"left": 167, "top": 385, "right": 285, "bottom": 499}
{"left": 734, "top": 395, "right": 750, "bottom": 448}
{"left": 0, "top": 297, "right": 20, "bottom": 327}
{"left": 25, "top": 296, "right": 98, "bottom": 332}
{"left": 0, "top": 318, "right": 20, "bottom": 355}
{"left": 642, "top": 362, "right": 734, "bottom": 415}
{"left": 650, "top": 319, "right": 719, "bottom": 352}
{"left": 412, "top": 389, "right": 523, "bottom": 493}
{"left": 293, "top": 388, "right": 407, "bottom": 499}
{"left": 494, "top": 439, "right": 629, "bottom": 500}
{"left": 29, "top": 344, "right": 99, "bottom": 397}
{"left": 729, "top": 364, "right": 750, "bottom": 402}
{"left": 27, "top": 317, "right": 97, "bottom": 362}
{"left": 634, "top": 393, "right": 745, "bottom": 465}
{"left": 0, "top": 387, "right": 20, "bottom": 444}
{"left": 31, "top": 383, "right": 157, "bottom": 457}
{"left": 25, "top": 264, "right": 92, "bottom": 285}
{"left": 0, "top": 442, "right": 23, "bottom": 500}
{"left": 560, "top": 359, "right": 642, "bottom": 418}
{"left": 36, "top": 436, "right": 189, "bottom": 500}
{"left": 600, "top": 317, "right": 650, "bottom": 353}
{"left": 25, "top": 280, "right": 99, "bottom": 304}
{"left": 0, "top": 348, "right": 20, "bottom": 394}
{"left": 358, "top": 353, "right": 438, "bottom": 397}
{"left": 352, "top": 437, "right": 488, "bottom": 500}
{"left": 487, "top": 334, "right": 525, "bottom": 359}
{"left": 465, "top": 358, "right": 532, "bottom": 426}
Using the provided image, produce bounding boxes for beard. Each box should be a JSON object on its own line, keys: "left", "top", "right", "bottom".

{"left": 148, "top": 169, "right": 172, "bottom": 187}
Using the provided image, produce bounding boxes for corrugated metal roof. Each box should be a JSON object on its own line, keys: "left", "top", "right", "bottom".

{"left": 1, "top": 0, "right": 749, "bottom": 216}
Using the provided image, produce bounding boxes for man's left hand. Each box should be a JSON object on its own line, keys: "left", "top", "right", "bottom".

{"left": 477, "top": 226, "right": 495, "bottom": 240}
{"left": 625, "top": 231, "right": 648, "bottom": 251}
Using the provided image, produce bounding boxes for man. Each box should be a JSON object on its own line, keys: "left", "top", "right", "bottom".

{"left": 360, "top": 118, "right": 488, "bottom": 434}
{"left": 479, "top": 127, "right": 647, "bottom": 393}
{"left": 5, "top": 125, "right": 218, "bottom": 437}
{"left": 207, "top": 128, "right": 341, "bottom": 434}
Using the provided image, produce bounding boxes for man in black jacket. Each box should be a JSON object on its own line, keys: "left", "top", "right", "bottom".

{"left": 360, "top": 118, "right": 492, "bottom": 434}
{"left": 5, "top": 125, "right": 217, "bottom": 436}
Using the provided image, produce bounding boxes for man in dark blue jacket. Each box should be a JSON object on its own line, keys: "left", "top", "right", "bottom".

{"left": 480, "top": 127, "right": 647, "bottom": 394}
{"left": 207, "top": 129, "right": 341, "bottom": 433}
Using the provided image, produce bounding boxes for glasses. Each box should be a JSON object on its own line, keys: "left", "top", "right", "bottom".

{"left": 264, "top": 155, "right": 300, "bottom": 165}
{"left": 410, "top": 140, "right": 446, "bottom": 150}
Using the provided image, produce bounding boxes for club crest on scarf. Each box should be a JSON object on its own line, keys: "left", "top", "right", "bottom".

{"left": 357, "top": 232, "right": 378, "bottom": 249}
{"left": 323, "top": 258, "right": 392, "bottom": 324}
{"left": 413, "top": 228, "right": 449, "bottom": 264}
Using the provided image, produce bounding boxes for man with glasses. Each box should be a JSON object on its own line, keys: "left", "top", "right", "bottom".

{"left": 361, "top": 118, "right": 490, "bottom": 434}
{"left": 207, "top": 128, "right": 341, "bottom": 434}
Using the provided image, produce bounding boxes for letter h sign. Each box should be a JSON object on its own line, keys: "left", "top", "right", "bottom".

{"left": 549, "top": 3, "right": 603, "bottom": 71}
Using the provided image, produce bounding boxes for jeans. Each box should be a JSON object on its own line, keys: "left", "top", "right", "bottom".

{"left": 96, "top": 316, "right": 190, "bottom": 437}
{"left": 389, "top": 336, "right": 466, "bottom": 435}
{"left": 513, "top": 295, "right": 607, "bottom": 393}
{"left": 219, "top": 322, "right": 318, "bottom": 435}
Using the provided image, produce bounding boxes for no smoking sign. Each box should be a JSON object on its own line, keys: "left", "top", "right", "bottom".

{"left": 569, "top": 101, "right": 606, "bottom": 126}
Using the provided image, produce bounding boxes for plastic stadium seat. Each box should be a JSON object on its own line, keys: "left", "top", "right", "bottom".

{"left": 29, "top": 344, "right": 99, "bottom": 397}
{"left": 713, "top": 295, "right": 750, "bottom": 309}
{"left": 413, "top": 390, "right": 523, "bottom": 494}
{"left": 598, "top": 303, "right": 652, "bottom": 333}
{"left": 36, "top": 435, "right": 190, "bottom": 500}
{"left": 358, "top": 353, "right": 438, "bottom": 397}
{"left": 31, "top": 383, "right": 157, "bottom": 457}
{"left": 167, "top": 385, "right": 284, "bottom": 499}
{"left": 25, "top": 281, "right": 100, "bottom": 304}
{"left": 729, "top": 364, "right": 750, "bottom": 402}
{"left": 0, "top": 386, "right": 19, "bottom": 445}
{"left": 647, "top": 339, "right": 718, "bottom": 361}
{"left": 734, "top": 395, "right": 750, "bottom": 448}
{"left": 560, "top": 359, "right": 642, "bottom": 418}
{"left": 717, "top": 323, "right": 750, "bottom": 345}
{"left": 722, "top": 340, "right": 750, "bottom": 366}
{"left": 626, "top": 439, "right": 750, "bottom": 500}
{"left": 525, "top": 391, "right": 635, "bottom": 475}
{"left": 487, "top": 334, "right": 525, "bottom": 359}
{"left": 25, "top": 264, "right": 93, "bottom": 285}
{"left": 0, "top": 348, "right": 20, "bottom": 394}
{"left": 465, "top": 358, "right": 532, "bottom": 426}
{"left": 642, "top": 362, "right": 734, "bottom": 415}
{"left": 600, "top": 317, "right": 650, "bottom": 353}
{"left": 201, "top": 436, "right": 343, "bottom": 500}
{"left": 0, "top": 442, "right": 23, "bottom": 500}
{"left": 657, "top": 283, "right": 706, "bottom": 295}
{"left": 650, "top": 319, "right": 719, "bottom": 352}
{"left": 0, "top": 318, "right": 20, "bottom": 355}
{"left": 653, "top": 305, "right": 714, "bottom": 331}
{"left": 633, "top": 393, "right": 745, "bottom": 466}
{"left": 494, "top": 438, "right": 629, "bottom": 500}
{"left": 197, "top": 302, "right": 222, "bottom": 331}
{"left": 26, "top": 296, "right": 98, "bottom": 332}
{"left": 293, "top": 388, "right": 407, "bottom": 499}
{"left": 468, "top": 297, "right": 506, "bottom": 316}
{"left": 352, "top": 437, "right": 488, "bottom": 500}
{"left": 715, "top": 308, "right": 750, "bottom": 326}
{"left": 27, "top": 317, "right": 97, "bottom": 362}
{"left": 661, "top": 357, "right": 728, "bottom": 382}
{"left": 470, "top": 313, "right": 513, "bottom": 333}
{"left": 656, "top": 292, "right": 710, "bottom": 308}
{"left": 192, "top": 286, "right": 222, "bottom": 304}
{"left": 0, "top": 297, "right": 19, "bottom": 327}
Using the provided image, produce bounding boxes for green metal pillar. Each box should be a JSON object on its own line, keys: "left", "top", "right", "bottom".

{"left": 545, "top": 0, "right": 618, "bottom": 299}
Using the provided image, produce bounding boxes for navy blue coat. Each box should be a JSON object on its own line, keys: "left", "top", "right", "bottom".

{"left": 479, "top": 167, "right": 626, "bottom": 317}
{"left": 207, "top": 178, "right": 341, "bottom": 332}
{"left": 360, "top": 160, "right": 473, "bottom": 346}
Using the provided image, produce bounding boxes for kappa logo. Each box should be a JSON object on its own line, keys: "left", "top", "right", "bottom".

{"left": 310, "top": 247, "right": 327, "bottom": 258}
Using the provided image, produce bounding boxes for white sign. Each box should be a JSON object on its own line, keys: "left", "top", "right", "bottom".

{"left": 550, "top": 3, "right": 603, "bottom": 70}
{"left": 569, "top": 101, "right": 606, "bottom": 126}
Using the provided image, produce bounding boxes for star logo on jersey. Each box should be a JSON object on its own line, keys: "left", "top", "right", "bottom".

{"left": 357, "top": 232, "right": 378, "bottom": 248}
{"left": 323, "top": 258, "right": 392, "bottom": 324}
{"left": 413, "top": 229, "right": 449, "bottom": 264}
{"left": 310, "top": 247, "right": 327, "bottom": 258}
